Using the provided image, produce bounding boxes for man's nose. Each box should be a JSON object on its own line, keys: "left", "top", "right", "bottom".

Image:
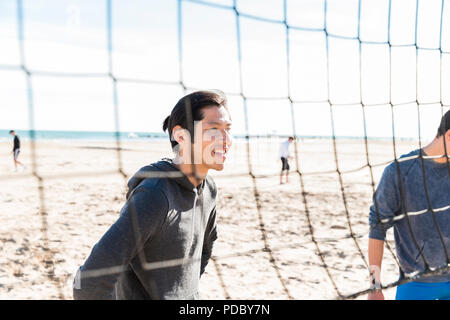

{"left": 224, "top": 130, "right": 232, "bottom": 147}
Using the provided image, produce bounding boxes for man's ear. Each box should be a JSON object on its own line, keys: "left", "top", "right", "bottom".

{"left": 172, "top": 125, "right": 185, "bottom": 145}
{"left": 173, "top": 125, "right": 193, "bottom": 149}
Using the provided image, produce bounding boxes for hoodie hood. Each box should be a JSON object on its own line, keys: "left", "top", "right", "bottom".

{"left": 126, "top": 158, "right": 204, "bottom": 200}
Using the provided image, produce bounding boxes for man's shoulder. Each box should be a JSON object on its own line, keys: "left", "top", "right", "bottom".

{"left": 383, "top": 149, "right": 421, "bottom": 178}
{"left": 134, "top": 168, "right": 173, "bottom": 196}
{"left": 136, "top": 179, "right": 167, "bottom": 195}
{"left": 129, "top": 180, "right": 169, "bottom": 206}
{"left": 126, "top": 159, "right": 174, "bottom": 200}
{"left": 398, "top": 149, "right": 420, "bottom": 161}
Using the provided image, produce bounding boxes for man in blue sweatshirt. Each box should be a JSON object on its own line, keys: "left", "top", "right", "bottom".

{"left": 367, "top": 110, "right": 450, "bottom": 300}
{"left": 73, "top": 90, "right": 232, "bottom": 299}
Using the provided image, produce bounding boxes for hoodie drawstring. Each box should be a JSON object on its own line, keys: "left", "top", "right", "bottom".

{"left": 183, "top": 188, "right": 199, "bottom": 262}
{"left": 191, "top": 188, "right": 198, "bottom": 248}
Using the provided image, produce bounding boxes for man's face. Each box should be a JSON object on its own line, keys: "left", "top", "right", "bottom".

{"left": 193, "top": 105, "right": 232, "bottom": 172}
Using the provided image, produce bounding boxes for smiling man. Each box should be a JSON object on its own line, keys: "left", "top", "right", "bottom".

{"left": 73, "top": 90, "right": 232, "bottom": 300}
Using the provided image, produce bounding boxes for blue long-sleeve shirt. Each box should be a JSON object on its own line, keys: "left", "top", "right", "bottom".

{"left": 369, "top": 149, "right": 450, "bottom": 282}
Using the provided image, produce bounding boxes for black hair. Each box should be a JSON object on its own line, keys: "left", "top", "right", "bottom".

{"left": 437, "top": 110, "right": 450, "bottom": 137}
{"left": 9, "top": 130, "right": 14, "bottom": 134}
{"left": 162, "top": 90, "right": 228, "bottom": 150}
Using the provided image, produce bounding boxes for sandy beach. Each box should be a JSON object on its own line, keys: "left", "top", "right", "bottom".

{"left": 0, "top": 137, "right": 422, "bottom": 300}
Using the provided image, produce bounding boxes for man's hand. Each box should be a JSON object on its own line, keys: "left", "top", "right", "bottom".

{"left": 368, "top": 239, "right": 384, "bottom": 300}
{"left": 367, "top": 290, "right": 384, "bottom": 300}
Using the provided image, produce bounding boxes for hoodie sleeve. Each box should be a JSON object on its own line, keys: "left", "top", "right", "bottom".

{"left": 73, "top": 186, "right": 168, "bottom": 300}
{"left": 200, "top": 206, "right": 218, "bottom": 277}
{"left": 369, "top": 164, "right": 401, "bottom": 241}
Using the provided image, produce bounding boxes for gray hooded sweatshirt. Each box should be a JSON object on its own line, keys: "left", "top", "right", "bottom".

{"left": 73, "top": 159, "right": 218, "bottom": 299}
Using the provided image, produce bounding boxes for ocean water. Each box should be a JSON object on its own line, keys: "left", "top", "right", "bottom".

{"left": 0, "top": 130, "right": 168, "bottom": 142}
{"left": 0, "top": 129, "right": 416, "bottom": 143}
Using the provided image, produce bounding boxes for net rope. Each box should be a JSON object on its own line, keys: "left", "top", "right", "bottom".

{"left": 1, "top": 0, "right": 449, "bottom": 300}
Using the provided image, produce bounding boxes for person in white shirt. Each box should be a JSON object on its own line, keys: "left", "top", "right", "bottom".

{"left": 279, "top": 136, "right": 294, "bottom": 184}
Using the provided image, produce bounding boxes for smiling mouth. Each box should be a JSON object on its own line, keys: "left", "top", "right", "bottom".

{"left": 212, "top": 148, "right": 228, "bottom": 159}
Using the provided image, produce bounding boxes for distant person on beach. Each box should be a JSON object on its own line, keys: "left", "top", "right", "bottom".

{"left": 279, "top": 136, "right": 294, "bottom": 184}
{"left": 73, "top": 90, "right": 232, "bottom": 300}
{"left": 9, "top": 130, "right": 25, "bottom": 172}
{"left": 367, "top": 110, "right": 450, "bottom": 300}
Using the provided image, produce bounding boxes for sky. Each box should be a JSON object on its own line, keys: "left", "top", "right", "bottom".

{"left": 0, "top": 0, "right": 450, "bottom": 140}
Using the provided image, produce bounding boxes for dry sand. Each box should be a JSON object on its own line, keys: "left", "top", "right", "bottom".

{"left": 0, "top": 137, "right": 422, "bottom": 299}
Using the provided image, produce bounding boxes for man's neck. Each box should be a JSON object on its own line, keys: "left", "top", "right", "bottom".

{"left": 422, "top": 137, "right": 448, "bottom": 164}
{"left": 174, "top": 159, "right": 208, "bottom": 188}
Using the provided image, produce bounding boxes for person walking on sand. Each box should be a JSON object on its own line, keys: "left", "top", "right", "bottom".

{"left": 9, "top": 130, "right": 25, "bottom": 172}
{"left": 73, "top": 90, "right": 232, "bottom": 300}
{"left": 367, "top": 110, "right": 450, "bottom": 300}
{"left": 279, "top": 136, "right": 294, "bottom": 184}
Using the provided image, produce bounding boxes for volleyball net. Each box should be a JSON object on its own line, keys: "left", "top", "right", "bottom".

{"left": 0, "top": 0, "right": 450, "bottom": 300}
